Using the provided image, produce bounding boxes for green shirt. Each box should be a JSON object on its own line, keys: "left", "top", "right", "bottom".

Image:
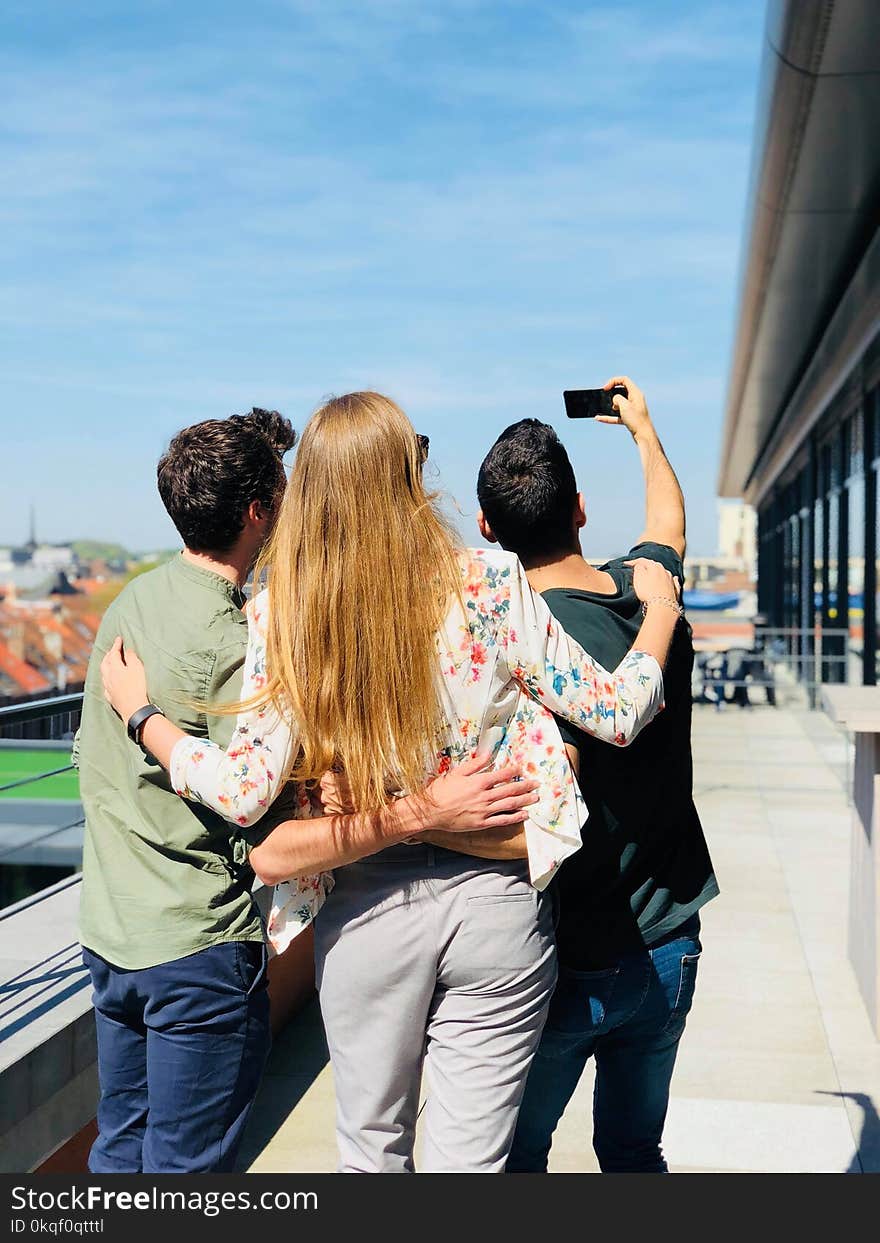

{"left": 77, "top": 554, "right": 268, "bottom": 969}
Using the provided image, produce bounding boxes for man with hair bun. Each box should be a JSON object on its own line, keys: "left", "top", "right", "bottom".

{"left": 76, "top": 407, "right": 296, "bottom": 1174}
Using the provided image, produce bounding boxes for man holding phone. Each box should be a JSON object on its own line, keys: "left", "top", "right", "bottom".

{"left": 475, "top": 377, "right": 718, "bottom": 1173}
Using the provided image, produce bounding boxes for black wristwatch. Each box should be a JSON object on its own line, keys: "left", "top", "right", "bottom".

{"left": 127, "top": 704, "right": 164, "bottom": 745}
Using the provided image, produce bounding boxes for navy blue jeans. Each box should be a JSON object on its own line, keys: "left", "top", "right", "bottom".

{"left": 83, "top": 941, "right": 271, "bottom": 1174}
{"left": 508, "top": 915, "right": 702, "bottom": 1173}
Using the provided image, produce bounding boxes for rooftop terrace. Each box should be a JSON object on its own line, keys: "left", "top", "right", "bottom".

{"left": 2, "top": 699, "right": 879, "bottom": 1173}
{"left": 239, "top": 704, "right": 880, "bottom": 1174}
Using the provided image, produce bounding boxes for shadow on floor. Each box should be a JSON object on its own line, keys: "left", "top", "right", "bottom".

{"left": 237, "top": 996, "right": 330, "bottom": 1169}
{"left": 816, "top": 1091, "right": 880, "bottom": 1173}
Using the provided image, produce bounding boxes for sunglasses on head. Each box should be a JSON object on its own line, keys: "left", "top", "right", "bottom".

{"left": 416, "top": 433, "right": 430, "bottom": 462}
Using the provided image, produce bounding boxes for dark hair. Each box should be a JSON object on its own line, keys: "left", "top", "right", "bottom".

{"left": 157, "top": 408, "right": 297, "bottom": 553}
{"left": 477, "top": 419, "right": 578, "bottom": 559}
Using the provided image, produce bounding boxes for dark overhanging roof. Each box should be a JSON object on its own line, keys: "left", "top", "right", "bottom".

{"left": 718, "top": 0, "right": 880, "bottom": 501}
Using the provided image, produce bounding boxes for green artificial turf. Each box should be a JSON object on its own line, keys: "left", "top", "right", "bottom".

{"left": 0, "top": 749, "right": 80, "bottom": 800}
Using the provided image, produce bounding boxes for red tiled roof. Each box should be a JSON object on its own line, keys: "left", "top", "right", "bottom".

{"left": 0, "top": 594, "right": 107, "bottom": 695}
{"left": 0, "top": 640, "right": 51, "bottom": 694}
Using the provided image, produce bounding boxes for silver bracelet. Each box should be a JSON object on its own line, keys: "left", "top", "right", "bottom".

{"left": 641, "top": 596, "right": 685, "bottom": 619}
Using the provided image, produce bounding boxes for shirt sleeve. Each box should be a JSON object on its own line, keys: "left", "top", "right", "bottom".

{"left": 169, "top": 592, "right": 295, "bottom": 828}
{"left": 497, "top": 556, "right": 665, "bottom": 747}
{"left": 624, "top": 541, "right": 684, "bottom": 581}
{"left": 254, "top": 784, "right": 335, "bottom": 955}
{"left": 553, "top": 541, "right": 682, "bottom": 750}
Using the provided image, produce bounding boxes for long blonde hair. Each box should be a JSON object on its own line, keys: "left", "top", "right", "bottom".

{"left": 253, "top": 391, "right": 462, "bottom": 813}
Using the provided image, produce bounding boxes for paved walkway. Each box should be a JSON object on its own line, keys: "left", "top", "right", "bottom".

{"left": 240, "top": 705, "right": 880, "bottom": 1174}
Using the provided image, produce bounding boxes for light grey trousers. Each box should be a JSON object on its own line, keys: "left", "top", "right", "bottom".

{"left": 314, "top": 843, "right": 557, "bottom": 1173}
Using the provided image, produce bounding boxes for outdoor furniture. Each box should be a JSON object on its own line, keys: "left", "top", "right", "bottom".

{"left": 822, "top": 685, "right": 880, "bottom": 1037}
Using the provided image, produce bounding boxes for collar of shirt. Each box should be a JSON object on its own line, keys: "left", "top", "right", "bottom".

{"left": 172, "top": 552, "right": 247, "bottom": 610}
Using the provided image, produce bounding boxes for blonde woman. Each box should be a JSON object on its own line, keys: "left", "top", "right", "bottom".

{"left": 101, "top": 392, "right": 682, "bottom": 1173}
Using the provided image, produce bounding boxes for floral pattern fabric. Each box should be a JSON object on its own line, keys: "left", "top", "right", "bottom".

{"left": 170, "top": 548, "right": 664, "bottom": 954}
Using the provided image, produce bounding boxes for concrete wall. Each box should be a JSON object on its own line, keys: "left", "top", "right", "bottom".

{"left": 0, "top": 876, "right": 316, "bottom": 1173}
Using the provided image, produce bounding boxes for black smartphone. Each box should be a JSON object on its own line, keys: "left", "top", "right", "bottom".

{"left": 563, "top": 385, "right": 628, "bottom": 419}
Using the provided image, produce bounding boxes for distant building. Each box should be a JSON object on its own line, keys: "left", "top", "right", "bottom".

{"left": 0, "top": 566, "right": 56, "bottom": 597}
{"left": 0, "top": 533, "right": 82, "bottom": 601}
{"left": 717, "top": 502, "right": 757, "bottom": 577}
{"left": 0, "top": 518, "right": 118, "bottom": 700}
{"left": 0, "top": 640, "right": 51, "bottom": 698}
{"left": 49, "top": 571, "right": 80, "bottom": 597}
{"left": 0, "top": 595, "right": 100, "bottom": 702}
{"left": 31, "top": 545, "right": 76, "bottom": 575}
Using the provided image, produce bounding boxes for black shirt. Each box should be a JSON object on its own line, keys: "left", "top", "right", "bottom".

{"left": 544, "top": 541, "right": 718, "bottom": 969}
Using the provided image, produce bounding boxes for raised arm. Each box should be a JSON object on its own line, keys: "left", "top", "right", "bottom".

{"left": 599, "top": 375, "right": 686, "bottom": 558}
{"left": 497, "top": 553, "right": 679, "bottom": 746}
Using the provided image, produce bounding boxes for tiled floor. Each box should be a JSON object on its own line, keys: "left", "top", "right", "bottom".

{"left": 241, "top": 704, "right": 880, "bottom": 1174}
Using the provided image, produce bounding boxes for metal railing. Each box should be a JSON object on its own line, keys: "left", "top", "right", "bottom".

{"left": 0, "top": 870, "right": 83, "bottom": 923}
{"left": 694, "top": 626, "right": 851, "bottom": 709}
{"left": 0, "top": 693, "right": 84, "bottom": 878}
{"left": 0, "top": 691, "right": 84, "bottom": 741}
{"left": 0, "top": 693, "right": 83, "bottom": 795}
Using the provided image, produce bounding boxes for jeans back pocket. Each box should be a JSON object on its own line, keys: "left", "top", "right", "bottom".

{"left": 548, "top": 964, "right": 622, "bottom": 1037}
{"left": 661, "top": 950, "right": 701, "bottom": 1036}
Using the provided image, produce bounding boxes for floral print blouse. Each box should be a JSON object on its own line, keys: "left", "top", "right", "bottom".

{"left": 170, "top": 548, "right": 664, "bottom": 954}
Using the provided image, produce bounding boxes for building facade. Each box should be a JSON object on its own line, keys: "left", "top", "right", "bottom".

{"left": 719, "top": 0, "right": 880, "bottom": 686}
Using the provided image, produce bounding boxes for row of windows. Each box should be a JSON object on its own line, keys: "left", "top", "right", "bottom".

{"left": 757, "top": 387, "right": 880, "bottom": 686}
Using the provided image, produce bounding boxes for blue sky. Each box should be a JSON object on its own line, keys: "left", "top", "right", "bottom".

{"left": 1, "top": 0, "right": 766, "bottom": 555}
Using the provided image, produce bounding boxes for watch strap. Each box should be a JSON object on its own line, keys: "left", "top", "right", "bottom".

{"left": 127, "top": 704, "right": 164, "bottom": 744}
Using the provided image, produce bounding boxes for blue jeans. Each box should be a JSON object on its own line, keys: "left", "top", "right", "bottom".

{"left": 508, "top": 915, "right": 702, "bottom": 1173}
{"left": 83, "top": 941, "right": 271, "bottom": 1173}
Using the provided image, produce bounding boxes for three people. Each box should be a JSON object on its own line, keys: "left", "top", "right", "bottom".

{"left": 83, "top": 379, "right": 702, "bottom": 1174}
